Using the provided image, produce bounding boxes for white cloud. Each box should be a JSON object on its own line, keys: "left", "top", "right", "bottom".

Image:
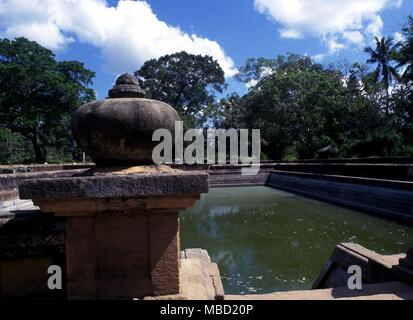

{"left": 393, "top": 31, "right": 404, "bottom": 43}
{"left": 279, "top": 29, "right": 303, "bottom": 39}
{"left": 0, "top": 0, "right": 237, "bottom": 77}
{"left": 327, "top": 38, "right": 345, "bottom": 53}
{"left": 246, "top": 79, "right": 259, "bottom": 89}
{"left": 254, "top": 0, "right": 403, "bottom": 56}
{"left": 343, "top": 31, "right": 364, "bottom": 45}
{"left": 245, "top": 65, "right": 274, "bottom": 89}
{"left": 312, "top": 53, "right": 325, "bottom": 62}
{"left": 366, "top": 15, "right": 384, "bottom": 38}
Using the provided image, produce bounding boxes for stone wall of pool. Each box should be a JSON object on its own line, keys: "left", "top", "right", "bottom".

{"left": 0, "top": 159, "right": 413, "bottom": 299}
{"left": 1, "top": 160, "right": 413, "bottom": 224}
{"left": 266, "top": 171, "right": 413, "bottom": 225}
{"left": 180, "top": 161, "right": 413, "bottom": 225}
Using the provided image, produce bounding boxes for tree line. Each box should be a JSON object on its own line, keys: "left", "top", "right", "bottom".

{"left": 0, "top": 16, "right": 412, "bottom": 163}
{"left": 212, "top": 18, "right": 413, "bottom": 160}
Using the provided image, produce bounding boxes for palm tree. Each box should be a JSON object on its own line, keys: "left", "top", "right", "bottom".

{"left": 364, "top": 36, "right": 400, "bottom": 97}
{"left": 397, "top": 16, "right": 413, "bottom": 83}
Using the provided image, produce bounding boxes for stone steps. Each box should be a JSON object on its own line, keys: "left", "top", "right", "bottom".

{"left": 209, "top": 169, "right": 273, "bottom": 187}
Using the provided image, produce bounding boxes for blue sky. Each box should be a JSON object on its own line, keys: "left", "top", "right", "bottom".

{"left": 0, "top": 0, "right": 412, "bottom": 98}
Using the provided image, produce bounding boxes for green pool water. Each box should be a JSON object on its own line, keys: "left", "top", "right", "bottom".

{"left": 180, "top": 186, "right": 413, "bottom": 295}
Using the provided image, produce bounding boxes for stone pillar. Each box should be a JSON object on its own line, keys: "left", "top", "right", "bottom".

{"left": 19, "top": 167, "right": 209, "bottom": 299}
{"left": 18, "top": 74, "right": 211, "bottom": 299}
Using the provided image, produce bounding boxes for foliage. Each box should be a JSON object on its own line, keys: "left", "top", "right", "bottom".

{"left": 364, "top": 36, "right": 400, "bottom": 96}
{"left": 392, "top": 16, "right": 413, "bottom": 150}
{"left": 0, "top": 128, "right": 33, "bottom": 163}
{"left": 220, "top": 49, "right": 412, "bottom": 159}
{"left": 135, "top": 51, "right": 225, "bottom": 128}
{"left": 0, "top": 37, "right": 95, "bottom": 163}
{"left": 2, "top": 15, "right": 413, "bottom": 164}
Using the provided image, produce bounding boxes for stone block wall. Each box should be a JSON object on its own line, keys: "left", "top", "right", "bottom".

{"left": 266, "top": 170, "right": 413, "bottom": 224}
{"left": 0, "top": 211, "right": 65, "bottom": 299}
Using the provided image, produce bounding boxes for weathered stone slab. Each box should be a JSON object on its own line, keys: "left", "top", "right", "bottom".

{"left": 0, "top": 164, "right": 93, "bottom": 174}
{"left": 313, "top": 243, "right": 405, "bottom": 289}
{"left": 179, "top": 249, "right": 225, "bottom": 300}
{"left": 19, "top": 170, "right": 209, "bottom": 200}
{"left": 32, "top": 194, "right": 200, "bottom": 216}
{"left": 0, "top": 169, "right": 87, "bottom": 192}
{"left": 179, "top": 259, "right": 216, "bottom": 300}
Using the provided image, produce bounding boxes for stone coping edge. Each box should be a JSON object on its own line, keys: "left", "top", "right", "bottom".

{"left": 270, "top": 170, "right": 413, "bottom": 191}
{"left": 19, "top": 171, "right": 209, "bottom": 200}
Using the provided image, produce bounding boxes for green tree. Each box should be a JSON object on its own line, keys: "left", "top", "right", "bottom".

{"left": 235, "top": 57, "right": 277, "bottom": 85}
{"left": 232, "top": 54, "right": 401, "bottom": 160}
{"left": 235, "top": 54, "right": 323, "bottom": 88}
{"left": 234, "top": 54, "right": 350, "bottom": 159}
{"left": 0, "top": 37, "right": 95, "bottom": 163}
{"left": 135, "top": 52, "right": 225, "bottom": 128}
{"left": 339, "top": 63, "right": 400, "bottom": 157}
{"left": 364, "top": 36, "right": 400, "bottom": 99}
{"left": 392, "top": 16, "right": 413, "bottom": 154}
{"left": 0, "top": 128, "right": 32, "bottom": 164}
{"left": 397, "top": 16, "right": 413, "bottom": 84}
{"left": 208, "top": 93, "right": 246, "bottom": 129}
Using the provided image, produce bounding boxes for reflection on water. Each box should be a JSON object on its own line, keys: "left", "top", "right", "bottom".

{"left": 180, "top": 186, "right": 413, "bottom": 295}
